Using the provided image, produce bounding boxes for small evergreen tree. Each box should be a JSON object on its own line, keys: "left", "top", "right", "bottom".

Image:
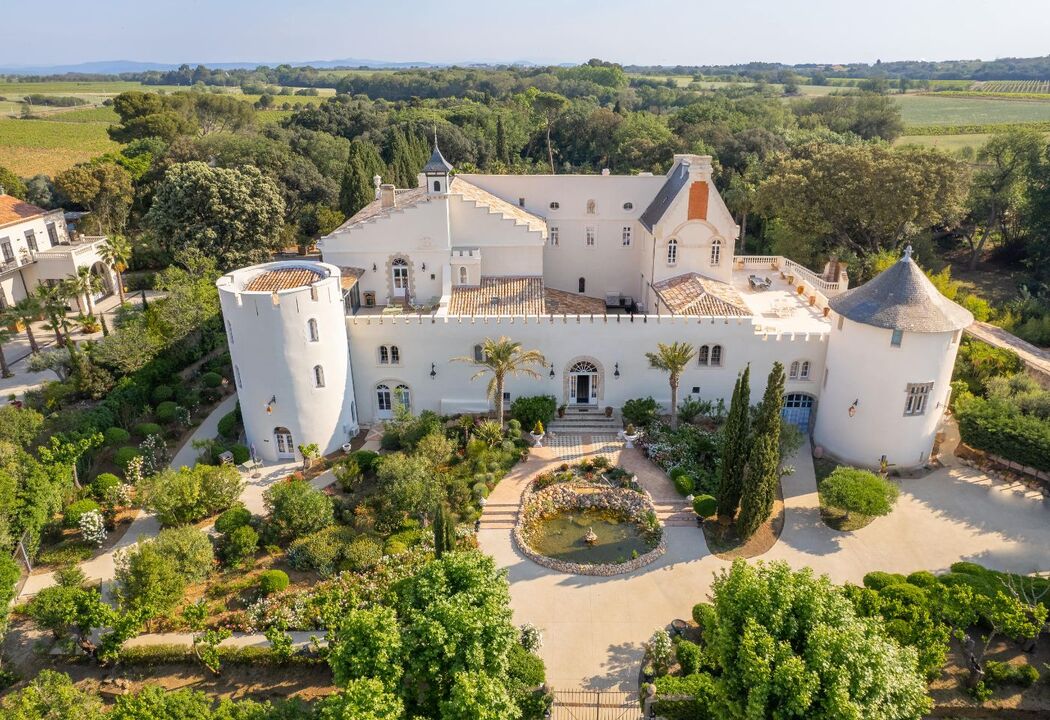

{"left": 339, "top": 139, "right": 386, "bottom": 217}
{"left": 433, "top": 503, "right": 455, "bottom": 558}
{"left": 717, "top": 365, "right": 750, "bottom": 519}
{"left": 495, "top": 114, "right": 507, "bottom": 164}
{"left": 736, "top": 362, "right": 786, "bottom": 539}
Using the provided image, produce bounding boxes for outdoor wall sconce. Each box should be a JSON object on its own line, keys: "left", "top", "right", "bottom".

{"left": 549, "top": 364, "right": 555, "bottom": 379}
{"left": 422, "top": 262, "right": 427, "bottom": 271}
{"left": 372, "top": 263, "right": 377, "bottom": 272}
{"left": 848, "top": 399, "right": 859, "bottom": 417}
{"left": 614, "top": 362, "right": 620, "bottom": 378}
{"left": 265, "top": 395, "right": 277, "bottom": 414}
{"left": 430, "top": 363, "right": 437, "bottom": 378}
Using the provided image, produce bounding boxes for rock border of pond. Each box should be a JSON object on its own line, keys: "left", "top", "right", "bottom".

{"left": 514, "top": 478, "right": 666, "bottom": 576}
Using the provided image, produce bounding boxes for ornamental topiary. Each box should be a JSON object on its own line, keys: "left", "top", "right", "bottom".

{"left": 350, "top": 450, "right": 379, "bottom": 473}
{"left": 819, "top": 467, "right": 899, "bottom": 520}
{"left": 114, "top": 446, "right": 142, "bottom": 471}
{"left": 91, "top": 473, "right": 121, "bottom": 500}
{"left": 201, "top": 371, "right": 222, "bottom": 388}
{"left": 155, "top": 401, "right": 178, "bottom": 424}
{"left": 134, "top": 422, "right": 163, "bottom": 439}
{"left": 64, "top": 498, "right": 100, "bottom": 528}
{"left": 692, "top": 494, "right": 717, "bottom": 518}
{"left": 217, "top": 411, "right": 239, "bottom": 439}
{"left": 258, "top": 569, "right": 289, "bottom": 595}
{"left": 103, "top": 426, "right": 131, "bottom": 447}
{"left": 673, "top": 474, "right": 694, "bottom": 496}
{"left": 214, "top": 505, "right": 252, "bottom": 535}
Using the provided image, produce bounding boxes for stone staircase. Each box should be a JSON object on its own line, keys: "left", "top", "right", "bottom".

{"left": 547, "top": 408, "right": 622, "bottom": 436}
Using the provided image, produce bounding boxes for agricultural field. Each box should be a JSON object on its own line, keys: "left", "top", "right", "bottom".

{"left": 893, "top": 93, "right": 1050, "bottom": 125}
{"left": 971, "top": 80, "right": 1050, "bottom": 95}
{"left": 0, "top": 115, "right": 118, "bottom": 176}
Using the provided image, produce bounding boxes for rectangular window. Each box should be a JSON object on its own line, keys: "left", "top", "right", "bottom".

{"left": 0, "top": 240, "right": 12, "bottom": 263}
{"left": 549, "top": 226, "right": 559, "bottom": 246}
{"left": 904, "top": 382, "right": 933, "bottom": 416}
{"left": 24, "top": 229, "right": 37, "bottom": 252}
{"left": 622, "top": 226, "right": 632, "bottom": 247}
{"left": 891, "top": 328, "right": 904, "bottom": 347}
{"left": 45, "top": 222, "right": 58, "bottom": 246}
{"left": 518, "top": 197, "right": 525, "bottom": 207}
{"left": 585, "top": 227, "right": 596, "bottom": 247}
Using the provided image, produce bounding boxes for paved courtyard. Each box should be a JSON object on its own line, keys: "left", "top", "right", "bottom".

{"left": 478, "top": 435, "right": 1050, "bottom": 691}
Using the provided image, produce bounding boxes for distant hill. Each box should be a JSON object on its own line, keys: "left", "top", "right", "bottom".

{"left": 0, "top": 58, "right": 441, "bottom": 75}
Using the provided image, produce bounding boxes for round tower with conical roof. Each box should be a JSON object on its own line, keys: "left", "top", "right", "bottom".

{"left": 813, "top": 247, "right": 973, "bottom": 469}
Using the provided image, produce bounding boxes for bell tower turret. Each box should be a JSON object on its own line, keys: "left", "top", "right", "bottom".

{"left": 423, "top": 132, "right": 453, "bottom": 195}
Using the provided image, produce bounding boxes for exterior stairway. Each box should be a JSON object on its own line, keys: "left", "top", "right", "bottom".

{"left": 547, "top": 407, "right": 622, "bottom": 436}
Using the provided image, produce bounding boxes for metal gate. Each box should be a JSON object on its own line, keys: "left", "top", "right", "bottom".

{"left": 550, "top": 690, "right": 641, "bottom": 720}
{"left": 781, "top": 392, "right": 814, "bottom": 432}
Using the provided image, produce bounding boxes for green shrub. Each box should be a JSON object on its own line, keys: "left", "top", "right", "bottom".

{"left": 510, "top": 395, "right": 557, "bottom": 430}
{"left": 139, "top": 464, "right": 243, "bottom": 527}
{"left": 669, "top": 466, "right": 688, "bottom": 481}
{"left": 472, "top": 482, "right": 489, "bottom": 499}
{"left": 64, "top": 499, "right": 100, "bottom": 528}
{"left": 222, "top": 525, "right": 258, "bottom": 567}
{"left": 201, "top": 371, "right": 222, "bottom": 388}
{"left": 507, "top": 642, "right": 546, "bottom": 688}
{"left": 114, "top": 446, "right": 142, "bottom": 471}
{"left": 217, "top": 411, "right": 239, "bottom": 440}
{"left": 154, "top": 401, "right": 178, "bottom": 424}
{"left": 622, "top": 397, "right": 659, "bottom": 427}
{"left": 691, "top": 602, "right": 715, "bottom": 630}
{"left": 383, "top": 538, "right": 408, "bottom": 556}
{"left": 906, "top": 570, "right": 938, "bottom": 588}
{"left": 154, "top": 526, "right": 215, "bottom": 582}
{"left": 380, "top": 431, "right": 401, "bottom": 451}
{"left": 258, "top": 569, "right": 290, "bottom": 596}
{"left": 287, "top": 525, "right": 353, "bottom": 575}
{"left": 984, "top": 660, "right": 1039, "bottom": 688}
{"left": 134, "top": 422, "right": 163, "bottom": 438}
{"left": 819, "top": 467, "right": 899, "bottom": 518}
{"left": 956, "top": 395, "right": 1050, "bottom": 471}
{"left": 673, "top": 474, "right": 694, "bottom": 496}
{"left": 350, "top": 450, "right": 379, "bottom": 473}
{"left": 151, "top": 385, "right": 174, "bottom": 403}
{"left": 334, "top": 457, "right": 362, "bottom": 492}
{"left": 675, "top": 639, "right": 704, "bottom": 675}
{"left": 104, "top": 426, "right": 131, "bottom": 447}
{"left": 91, "top": 473, "right": 121, "bottom": 500}
{"left": 653, "top": 673, "right": 720, "bottom": 718}
{"left": 215, "top": 505, "right": 252, "bottom": 535}
{"left": 692, "top": 494, "right": 717, "bottom": 518}
{"left": 263, "top": 479, "right": 334, "bottom": 541}
{"left": 862, "top": 571, "right": 907, "bottom": 591}
{"left": 342, "top": 536, "right": 383, "bottom": 571}
{"left": 230, "top": 444, "right": 249, "bottom": 464}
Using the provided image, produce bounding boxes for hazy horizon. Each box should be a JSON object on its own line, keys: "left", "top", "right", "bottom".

{"left": 4, "top": 0, "right": 1050, "bottom": 69}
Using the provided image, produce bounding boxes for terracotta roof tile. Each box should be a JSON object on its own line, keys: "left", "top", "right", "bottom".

{"left": 243, "top": 267, "right": 324, "bottom": 292}
{"left": 448, "top": 277, "right": 607, "bottom": 316}
{"left": 653, "top": 273, "right": 750, "bottom": 317}
{"left": 339, "top": 266, "right": 366, "bottom": 290}
{"left": 0, "top": 194, "right": 47, "bottom": 228}
{"left": 449, "top": 178, "right": 547, "bottom": 235}
{"left": 337, "top": 187, "right": 430, "bottom": 230}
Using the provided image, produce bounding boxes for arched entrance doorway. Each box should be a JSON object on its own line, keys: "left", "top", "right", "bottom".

{"left": 567, "top": 359, "right": 600, "bottom": 406}
{"left": 89, "top": 261, "right": 114, "bottom": 302}
{"left": 273, "top": 426, "right": 294, "bottom": 459}
{"left": 782, "top": 393, "right": 815, "bottom": 432}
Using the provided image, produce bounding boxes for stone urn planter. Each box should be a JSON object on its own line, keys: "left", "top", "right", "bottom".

{"left": 622, "top": 424, "right": 640, "bottom": 449}
{"left": 530, "top": 431, "right": 545, "bottom": 448}
{"left": 342, "top": 442, "right": 353, "bottom": 454}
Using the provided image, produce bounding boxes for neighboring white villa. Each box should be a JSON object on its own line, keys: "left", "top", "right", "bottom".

{"left": 217, "top": 148, "right": 972, "bottom": 469}
{"left": 0, "top": 192, "right": 116, "bottom": 312}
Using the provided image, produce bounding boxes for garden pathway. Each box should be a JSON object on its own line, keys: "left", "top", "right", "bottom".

{"left": 478, "top": 436, "right": 1050, "bottom": 692}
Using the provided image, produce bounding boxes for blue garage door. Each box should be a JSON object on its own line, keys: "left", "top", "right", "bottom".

{"left": 782, "top": 393, "right": 814, "bottom": 431}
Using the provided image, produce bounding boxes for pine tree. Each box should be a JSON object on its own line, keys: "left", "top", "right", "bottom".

{"left": 495, "top": 114, "right": 507, "bottom": 164}
{"left": 736, "top": 362, "right": 786, "bottom": 539}
{"left": 717, "top": 365, "right": 750, "bottom": 520}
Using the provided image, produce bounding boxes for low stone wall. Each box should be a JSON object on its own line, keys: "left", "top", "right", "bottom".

{"left": 513, "top": 480, "right": 666, "bottom": 576}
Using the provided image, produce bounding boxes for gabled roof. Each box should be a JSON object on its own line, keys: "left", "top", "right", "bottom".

{"left": 0, "top": 194, "right": 48, "bottom": 228}
{"left": 640, "top": 161, "right": 690, "bottom": 232}
{"left": 422, "top": 144, "right": 453, "bottom": 174}
{"left": 829, "top": 252, "right": 973, "bottom": 333}
{"left": 652, "top": 272, "right": 750, "bottom": 317}
{"left": 448, "top": 276, "right": 605, "bottom": 316}
{"left": 451, "top": 178, "right": 547, "bottom": 235}
{"left": 336, "top": 187, "right": 430, "bottom": 230}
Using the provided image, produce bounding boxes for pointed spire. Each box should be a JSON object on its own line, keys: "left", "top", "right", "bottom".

{"left": 422, "top": 130, "right": 453, "bottom": 175}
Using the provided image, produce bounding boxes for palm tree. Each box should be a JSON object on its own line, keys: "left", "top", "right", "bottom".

{"left": 452, "top": 336, "right": 546, "bottom": 427}
{"left": 5, "top": 295, "right": 41, "bottom": 354}
{"left": 0, "top": 326, "right": 12, "bottom": 378}
{"left": 67, "top": 267, "right": 102, "bottom": 315}
{"left": 645, "top": 342, "right": 696, "bottom": 430}
{"left": 35, "top": 283, "right": 68, "bottom": 348}
{"left": 99, "top": 234, "right": 132, "bottom": 305}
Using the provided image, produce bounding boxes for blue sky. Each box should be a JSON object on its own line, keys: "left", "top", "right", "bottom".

{"left": 6, "top": 0, "right": 1050, "bottom": 67}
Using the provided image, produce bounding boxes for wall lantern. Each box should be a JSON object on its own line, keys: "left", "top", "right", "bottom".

{"left": 614, "top": 362, "right": 620, "bottom": 378}
{"left": 265, "top": 395, "right": 277, "bottom": 414}
{"left": 430, "top": 363, "right": 437, "bottom": 378}
{"left": 422, "top": 262, "right": 427, "bottom": 271}
{"left": 549, "top": 364, "right": 555, "bottom": 379}
{"left": 372, "top": 263, "right": 377, "bottom": 272}
{"left": 848, "top": 399, "right": 859, "bottom": 417}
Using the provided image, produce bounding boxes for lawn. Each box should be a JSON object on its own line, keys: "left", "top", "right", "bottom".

{"left": 893, "top": 93, "right": 1050, "bottom": 125}
{"left": 0, "top": 115, "right": 118, "bottom": 176}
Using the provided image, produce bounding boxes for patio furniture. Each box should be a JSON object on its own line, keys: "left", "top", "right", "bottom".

{"left": 748, "top": 275, "right": 773, "bottom": 291}
{"left": 670, "top": 619, "right": 688, "bottom": 636}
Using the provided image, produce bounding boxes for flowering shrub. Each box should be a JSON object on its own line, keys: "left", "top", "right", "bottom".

{"left": 639, "top": 422, "right": 720, "bottom": 495}
{"left": 79, "top": 510, "right": 107, "bottom": 547}
{"left": 139, "top": 433, "right": 170, "bottom": 476}
{"left": 519, "top": 623, "right": 543, "bottom": 652}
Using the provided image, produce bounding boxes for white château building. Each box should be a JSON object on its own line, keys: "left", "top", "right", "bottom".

{"left": 218, "top": 147, "right": 972, "bottom": 468}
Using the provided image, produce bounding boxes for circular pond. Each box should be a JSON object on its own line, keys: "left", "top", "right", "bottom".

{"left": 529, "top": 508, "right": 653, "bottom": 565}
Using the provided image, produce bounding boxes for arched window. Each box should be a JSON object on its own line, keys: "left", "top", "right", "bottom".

{"left": 623, "top": 202, "right": 634, "bottom": 211}
{"left": 459, "top": 266, "right": 468, "bottom": 285}
{"left": 274, "top": 427, "right": 293, "bottom": 457}
{"left": 569, "top": 360, "right": 598, "bottom": 373}
{"left": 376, "top": 384, "right": 392, "bottom": 411}
{"left": 578, "top": 277, "right": 586, "bottom": 293}
{"left": 586, "top": 199, "right": 596, "bottom": 214}
{"left": 379, "top": 346, "right": 389, "bottom": 364}
{"left": 307, "top": 318, "right": 319, "bottom": 342}
{"left": 549, "top": 201, "right": 560, "bottom": 210}
{"left": 667, "top": 238, "right": 678, "bottom": 265}
{"left": 395, "top": 384, "right": 411, "bottom": 410}
{"left": 433, "top": 180, "right": 441, "bottom": 192}
{"left": 313, "top": 365, "right": 325, "bottom": 388}
{"left": 710, "top": 345, "right": 723, "bottom": 367}
{"left": 710, "top": 238, "right": 722, "bottom": 266}
{"left": 698, "top": 345, "right": 709, "bottom": 366}
{"left": 390, "top": 345, "right": 400, "bottom": 364}
{"left": 473, "top": 344, "right": 485, "bottom": 362}
{"left": 800, "top": 360, "right": 810, "bottom": 380}
{"left": 789, "top": 361, "right": 800, "bottom": 379}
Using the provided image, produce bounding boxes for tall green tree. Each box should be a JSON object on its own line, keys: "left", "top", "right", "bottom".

{"left": 67, "top": 266, "right": 102, "bottom": 316}
{"left": 54, "top": 160, "right": 133, "bottom": 235}
{"left": 433, "top": 502, "right": 455, "bottom": 558}
{"left": 531, "top": 92, "right": 568, "bottom": 173}
{"left": 0, "top": 165, "right": 27, "bottom": 199}
{"left": 452, "top": 337, "right": 546, "bottom": 428}
{"left": 495, "top": 114, "right": 508, "bottom": 164}
{"left": 645, "top": 342, "right": 696, "bottom": 430}
{"left": 717, "top": 365, "right": 751, "bottom": 519}
{"left": 99, "top": 234, "right": 132, "bottom": 305}
{"left": 736, "top": 362, "right": 785, "bottom": 539}
{"left": 5, "top": 295, "right": 42, "bottom": 354}
{"left": 0, "top": 326, "right": 11, "bottom": 378}
{"left": 339, "top": 139, "right": 384, "bottom": 216}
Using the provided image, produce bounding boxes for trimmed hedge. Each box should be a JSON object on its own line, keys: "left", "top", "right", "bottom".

{"left": 201, "top": 371, "right": 223, "bottom": 388}
{"left": 258, "top": 569, "right": 289, "bottom": 595}
{"left": 510, "top": 395, "right": 557, "bottom": 430}
{"left": 155, "top": 401, "right": 178, "bottom": 424}
{"left": 217, "top": 410, "right": 239, "bottom": 439}
{"left": 64, "top": 499, "right": 100, "bottom": 528}
{"left": 956, "top": 396, "right": 1050, "bottom": 471}
{"left": 151, "top": 385, "right": 174, "bottom": 403}
{"left": 230, "top": 444, "right": 250, "bottom": 464}
{"left": 215, "top": 505, "right": 252, "bottom": 535}
{"left": 692, "top": 495, "right": 717, "bottom": 518}
{"left": 114, "top": 446, "right": 142, "bottom": 471}
{"left": 134, "top": 422, "right": 163, "bottom": 438}
{"left": 91, "top": 473, "right": 121, "bottom": 500}
{"left": 103, "top": 426, "right": 131, "bottom": 447}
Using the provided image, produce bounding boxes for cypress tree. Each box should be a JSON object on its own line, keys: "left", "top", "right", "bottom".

{"left": 495, "top": 114, "right": 507, "bottom": 164}
{"left": 339, "top": 156, "right": 372, "bottom": 217}
{"left": 736, "top": 362, "right": 786, "bottom": 539}
{"left": 433, "top": 502, "right": 446, "bottom": 558}
{"left": 100, "top": 313, "right": 109, "bottom": 337}
{"left": 717, "top": 365, "right": 750, "bottom": 520}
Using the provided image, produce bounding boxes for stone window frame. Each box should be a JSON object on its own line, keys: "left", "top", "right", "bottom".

{"left": 385, "top": 254, "right": 416, "bottom": 303}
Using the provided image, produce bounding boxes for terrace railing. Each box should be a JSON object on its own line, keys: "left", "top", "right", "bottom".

{"left": 737, "top": 255, "right": 849, "bottom": 295}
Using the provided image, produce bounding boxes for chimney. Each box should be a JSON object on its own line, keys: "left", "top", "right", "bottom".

{"left": 380, "top": 184, "right": 396, "bottom": 209}
{"left": 373, "top": 175, "right": 382, "bottom": 200}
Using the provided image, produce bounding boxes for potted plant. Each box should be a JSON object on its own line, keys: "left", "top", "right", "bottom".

{"left": 622, "top": 423, "right": 640, "bottom": 449}
{"left": 530, "top": 420, "right": 545, "bottom": 447}
{"left": 604, "top": 406, "right": 613, "bottom": 418}
{"left": 557, "top": 404, "right": 566, "bottom": 418}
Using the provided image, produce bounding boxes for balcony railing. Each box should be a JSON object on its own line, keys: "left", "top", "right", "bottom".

{"left": 736, "top": 255, "right": 849, "bottom": 295}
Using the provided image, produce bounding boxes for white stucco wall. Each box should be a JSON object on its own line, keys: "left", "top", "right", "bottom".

{"left": 813, "top": 315, "right": 962, "bottom": 469}
{"left": 218, "top": 261, "right": 357, "bottom": 463}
